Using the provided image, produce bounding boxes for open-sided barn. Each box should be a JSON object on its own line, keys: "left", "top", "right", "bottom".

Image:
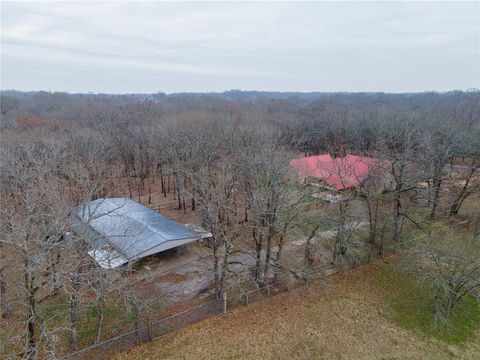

{"left": 71, "top": 198, "right": 211, "bottom": 269}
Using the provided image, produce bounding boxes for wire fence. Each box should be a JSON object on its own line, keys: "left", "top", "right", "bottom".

{"left": 59, "top": 285, "right": 287, "bottom": 360}
{"left": 60, "top": 298, "right": 222, "bottom": 360}
{"left": 59, "top": 226, "right": 428, "bottom": 360}
{"left": 150, "top": 196, "right": 192, "bottom": 212}
{"left": 59, "top": 262, "right": 335, "bottom": 360}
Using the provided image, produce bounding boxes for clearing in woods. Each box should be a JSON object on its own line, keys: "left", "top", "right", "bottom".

{"left": 115, "top": 258, "right": 480, "bottom": 360}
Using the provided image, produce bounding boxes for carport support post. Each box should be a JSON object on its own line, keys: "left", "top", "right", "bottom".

{"left": 222, "top": 291, "right": 227, "bottom": 314}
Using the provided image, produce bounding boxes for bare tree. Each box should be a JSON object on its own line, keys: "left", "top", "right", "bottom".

{"left": 448, "top": 132, "right": 480, "bottom": 217}
{"left": 298, "top": 213, "right": 329, "bottom": 282}
{"left": 243, "top": 141, "right": 294, "bottom": 284}
{"left": 410, "top": 228, "right": 480, "bottom": 323}
{"left": 190, "top": 158, "right": 242, "bottom": 298}
{"left": 420, "top": 123, "right": 459, "bottom": 219}
{"left": 380, "top": 118, "right": 423, "bottom": 244}
{"left": 0, "top": 139, "right": 71, "bottom": 359}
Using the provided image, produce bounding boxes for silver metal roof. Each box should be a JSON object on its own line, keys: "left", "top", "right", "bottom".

{"left": 71, "top": 198, "right": 209, "bottom": 268}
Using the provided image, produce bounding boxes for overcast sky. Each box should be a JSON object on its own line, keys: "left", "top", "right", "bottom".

{"left": 1, "top": 1, "right": 479, "bottom": 93}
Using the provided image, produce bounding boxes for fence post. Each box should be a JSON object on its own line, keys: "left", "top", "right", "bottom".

{"left": 222, "top": 291, "right": 227, "bottom": 314}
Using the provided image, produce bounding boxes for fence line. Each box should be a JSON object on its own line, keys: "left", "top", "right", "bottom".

{"left": 150, "top": 197, "right": 192, "bottom": 212}
{"left": 59, "top": 230, "right": 425, "bottom": 360}
{"left": 59, "top": 285, "right": 279, "bottom": 360}
{"left": 60, "top": 299, "right": 221, "bottom": 360}
{"left": 59, "top": 262, "right": 338, "bottom": 360}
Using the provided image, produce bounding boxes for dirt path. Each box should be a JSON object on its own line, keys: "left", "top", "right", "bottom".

{"left": 133, "top": 221, "right": 368, "bottom": 304}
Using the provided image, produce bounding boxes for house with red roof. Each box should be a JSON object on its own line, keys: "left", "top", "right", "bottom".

{"left": 290, "top": 154, "right": 385, "bottom": 192}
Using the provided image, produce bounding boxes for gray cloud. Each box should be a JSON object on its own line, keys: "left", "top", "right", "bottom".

{"left": 1, "top": 1, "right": 479, "bottom": 93}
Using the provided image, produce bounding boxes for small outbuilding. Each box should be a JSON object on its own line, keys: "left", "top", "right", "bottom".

{"left": 71, "top": 198, "right": 211, "bottom": 269}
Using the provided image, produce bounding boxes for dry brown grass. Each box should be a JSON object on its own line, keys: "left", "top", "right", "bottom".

{"left": 114, "top": 260, "right": 479, "bottom": 360}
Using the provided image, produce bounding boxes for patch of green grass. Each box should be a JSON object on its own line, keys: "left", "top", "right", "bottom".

{"left": 374, "top": 264, "right": 480, "bottom": 345}
{"left": 413, "top": 206, "right": 431, "bottom": 222}
{"left": 78, "top": 303, "right": 133, "bottom": 340}
{"left": 39, "top": 294, "right": 167, "bottom": 344}
{"left": 78, "top": 324, "right": 98, "bottom": 341}
{"left": 85, "top": 303, "right": 125, "bottom": 321}
{"left": 41, "top": 297, "right": 70, "bottom": 322}
{"left": 382, "top": 220, "right": 447, "bottom": 253}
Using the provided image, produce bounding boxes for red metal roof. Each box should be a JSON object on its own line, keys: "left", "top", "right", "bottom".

{"left": 290, "top": 154, "right": 378, "bottom": 191}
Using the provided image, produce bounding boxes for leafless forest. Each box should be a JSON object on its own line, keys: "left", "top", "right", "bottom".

{"left": 1, "top": 90, "right": 479, "bottom": 359}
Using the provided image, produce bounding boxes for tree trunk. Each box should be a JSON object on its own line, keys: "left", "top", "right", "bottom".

{"left": 263, "top": 226, "right": 274, "bottom": 279}
{"left": 94, "top": 296, "right": 105, "bottom": 344}
{"left": 27, "top": 302, "right": 36, "bottom": 360}
{"left": 137, "top": 178, "right": 141, "bottom": 203}
{"left": 218, "top": 241, "right": 231, "bottom": 298}
{"left": 430, "top": 177, "right": 442, "bottom": 220}
{"left": 449, "top": 164, "right": 477, "bottom": 216}
{"left": 131, "top": 302, "right": 140, "bottom": 345}
{"left": 160, "top": 168, "right": 166, "bottom": 197}
{"left": 473, "top": 213, "right": 480, "bottom": 240}
{"left": 366, "top": 197, "right": 378, "bottom": 243}
{"left": 303, "top": 223, "right": 322, "bottom": 280}
{"left": 50, "top": 250, "right": 61, "bottom": 297}
{"left": 272, "top": 232, "right": 285, "bottom": 284}
{"left": 69, "top": 289, "right": 79, "bottom": 351}
{"left": 392, "top": 192, "right": 402, "bottom": 243}
{"left": 426, "top": 179, "right": 431, "bottom": 207}
{"left": 127, "top": 178, "right": 133, "bottom": 199}
{"left": 378, "top": 216, "right": 388, "bottom": 257}
{"left": 23, "top": 236, "right": 37, "bottom": 360}
{"left": 212, "top": 245, "right": 220, "bottom": 295}
{"left": 147, "top": 176, "right": 152, "bottom": 204}
{"left": 253, "top": 229, "right": 263, "bottom": 283}
{"left": 0, "top": 265, "right": 11, "bottom": 319}
{"left": 332, "top": 235, "right": 339, "bottom": 263}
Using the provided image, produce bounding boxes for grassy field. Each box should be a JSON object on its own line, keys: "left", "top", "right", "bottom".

{"left": 115, "top": 258, "right": 479, "bottom": 360}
